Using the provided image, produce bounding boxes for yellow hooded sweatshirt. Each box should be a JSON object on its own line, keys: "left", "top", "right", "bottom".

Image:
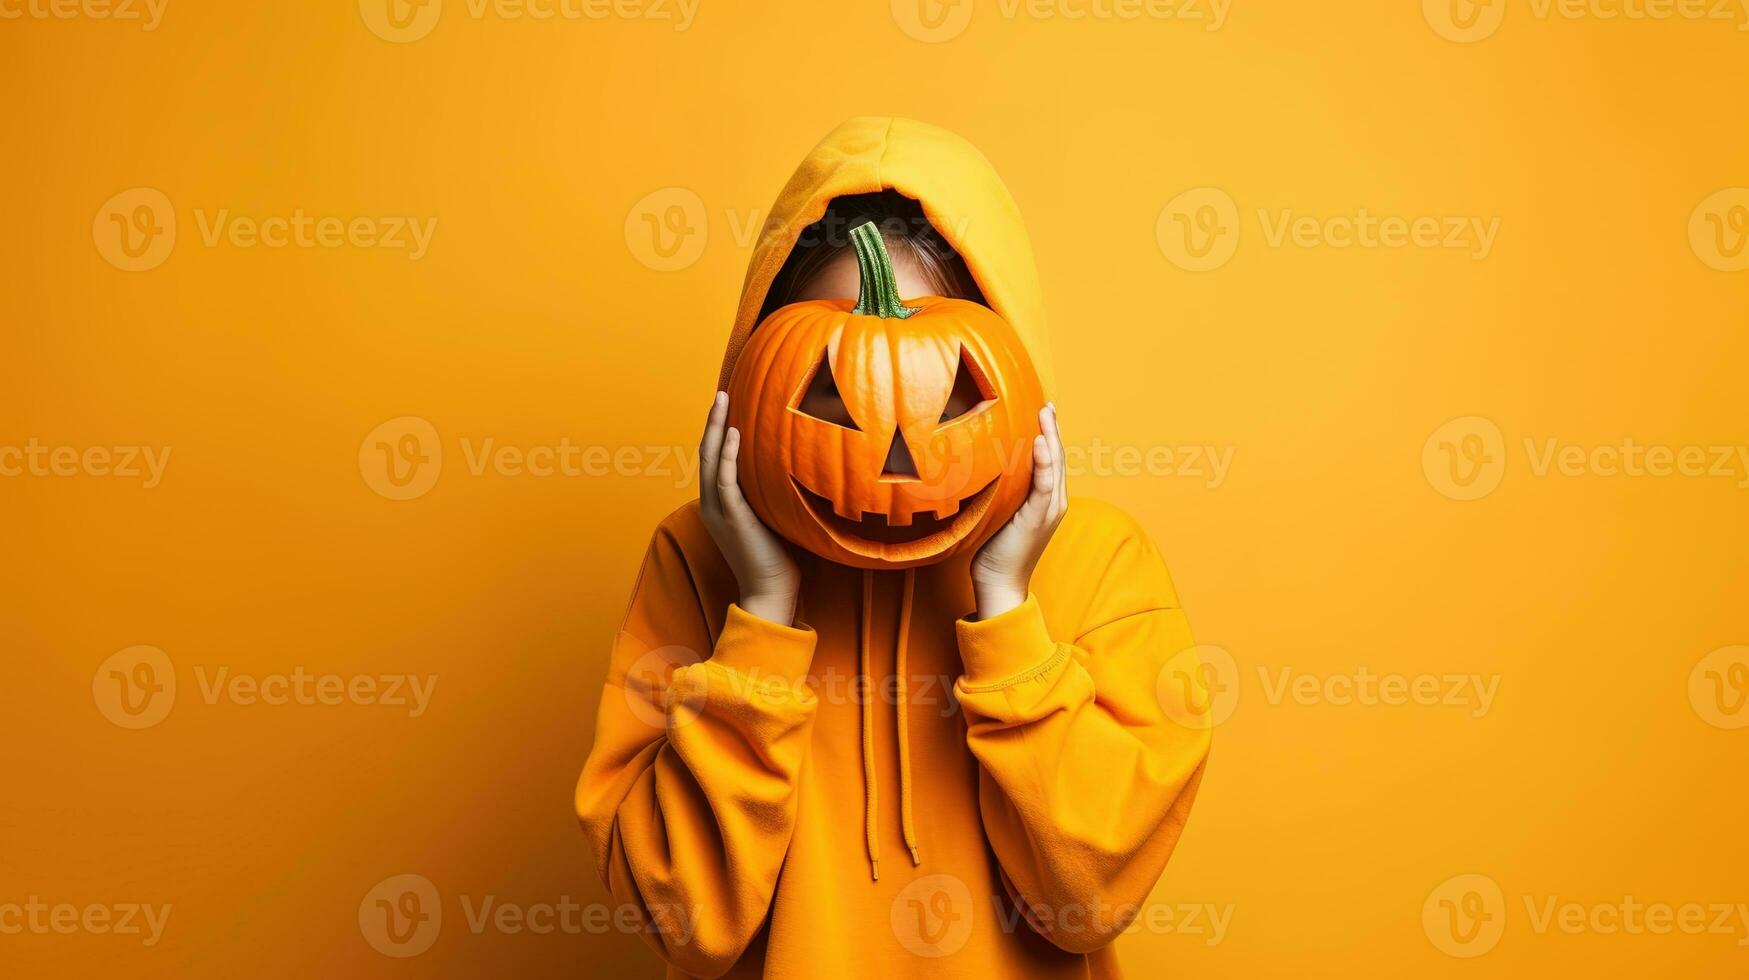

{"left": 577, "top": 117, "right": 1210, "bottom": 980}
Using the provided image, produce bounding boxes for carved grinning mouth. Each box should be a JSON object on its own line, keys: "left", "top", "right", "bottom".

{"left": 790, "top": 475, "right": 1000, "bottom": 560}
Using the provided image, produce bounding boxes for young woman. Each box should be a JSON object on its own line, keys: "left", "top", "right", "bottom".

{"left": 578, "top": 117, "right": 1210, "bottom": 979}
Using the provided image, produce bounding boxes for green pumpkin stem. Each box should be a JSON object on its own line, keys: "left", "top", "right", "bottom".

{"left": 849, "top": 222, "right": 920, "bottom": 319}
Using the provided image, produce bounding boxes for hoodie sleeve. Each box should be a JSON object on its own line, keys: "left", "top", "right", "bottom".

{"left": 952, "top": 505, "right": 1210, "bottom": 954}
{"left": 576, "top": 510, "right": 818, "bottom": 979}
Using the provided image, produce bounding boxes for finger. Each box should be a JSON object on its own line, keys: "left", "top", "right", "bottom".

{"left": 1019, "top": 434, "right": 1053, "bottom": 521}
{"left": 698, "top": 391, "right": 728, "bottom": 510}
{"left": 1034, "top": 406, "right": 1061, "bottom": 498}
{"left": 718, "top": 427, "right": 753, "bottom": 518}
{"left": 1045, "top": 403, "right": 1067, "bottom": 519}
{"left": 1040, "top": 405, "right": 1063, "bottom": 513}
{"left": 1041, "top": 403, "right": 1064, "bottom": 470}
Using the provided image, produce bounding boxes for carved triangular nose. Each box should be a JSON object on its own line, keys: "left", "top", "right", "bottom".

{"left": 882, "top": 428, "right": 919, "bottom": 480}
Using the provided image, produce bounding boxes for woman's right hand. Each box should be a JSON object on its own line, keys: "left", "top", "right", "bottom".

{"left": 698, "top": 391, "right": 800, "bottom": 626}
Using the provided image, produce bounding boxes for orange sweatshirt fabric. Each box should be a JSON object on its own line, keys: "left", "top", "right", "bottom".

{"left": 577, "top": 118, "right": 1210, "bottom": 980}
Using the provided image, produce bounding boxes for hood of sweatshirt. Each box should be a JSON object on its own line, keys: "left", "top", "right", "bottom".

{"left": 717, "top": 116, "right": 1055, "bottom": 396}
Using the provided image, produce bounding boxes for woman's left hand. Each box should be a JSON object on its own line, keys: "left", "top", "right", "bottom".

{"left": 970, "top": 403, "right": 1066, "bottom": 620}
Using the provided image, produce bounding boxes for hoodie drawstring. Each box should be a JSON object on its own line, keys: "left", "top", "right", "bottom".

{"left": 859, "top": 570, "right": 880, "bottom": 881}
{"left": 896, "top": 568, "right": 921, "bottom": 868}
{"left": 858, "top": 568, "right": 922, "bottom": 882}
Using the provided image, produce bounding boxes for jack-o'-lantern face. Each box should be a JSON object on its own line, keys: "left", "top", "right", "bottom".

{"left": 727, "top": 223, "right": 1044, "bottom": 569}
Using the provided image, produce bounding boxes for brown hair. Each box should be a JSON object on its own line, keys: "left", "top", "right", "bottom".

{"left": 758, "top": 189, "right": 987, "bottom": 321}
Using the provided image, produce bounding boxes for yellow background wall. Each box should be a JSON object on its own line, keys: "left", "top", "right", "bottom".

{"left": 4, "top": 1, "right": 1746, "bottom": 976}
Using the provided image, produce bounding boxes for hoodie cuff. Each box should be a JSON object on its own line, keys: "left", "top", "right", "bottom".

{"left": 955, "top": 594, "right": 1068, "bottom": 692}
{"left": 710, "top": 603, "right": 818, "bottom": 686}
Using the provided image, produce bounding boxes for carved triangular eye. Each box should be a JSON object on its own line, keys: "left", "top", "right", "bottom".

{"left": 794, "top": 349, "right": 860, "bottom": 430}
{"left": 939, "top": 346, "right": 996, "bottom": 423}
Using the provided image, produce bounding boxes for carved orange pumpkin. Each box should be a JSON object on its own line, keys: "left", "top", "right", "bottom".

{"left": 727, "top": 222, "right": 1044, "bottom": 569}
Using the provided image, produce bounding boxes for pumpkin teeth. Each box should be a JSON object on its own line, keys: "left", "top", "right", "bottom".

{"left": 790, "top": 475, "right": 998, "bottom": 554}
{"left": 789, "top": 474, "right": 1003, "bottom": 565}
